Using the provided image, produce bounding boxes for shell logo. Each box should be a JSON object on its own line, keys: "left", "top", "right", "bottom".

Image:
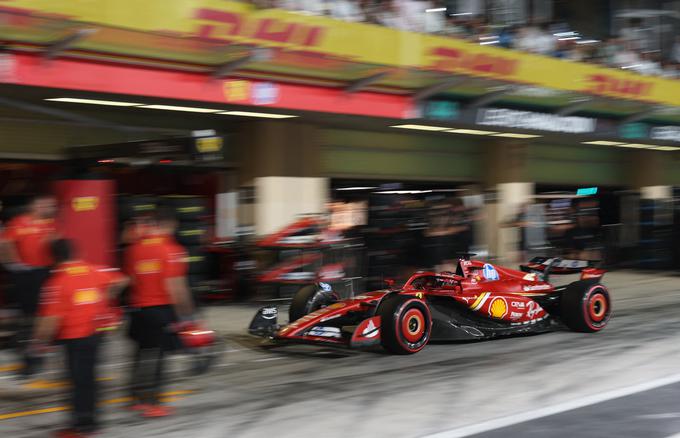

{"left": 66, "top": 265, "right": 90, "bottom": 276}
{"left": 135, "top": 259, "right": 161, "bottom": 274}
{"left": 489, "top": 297, "right": 508, "bottom": 319}
{"left": 196, "top": 137, "right": 223, "bottom": 153}
{"left": 72, "top": 196, "right": 99, "bottom": 212}
{"left": 73, "top": 288, "right": 101, "bottom": 305}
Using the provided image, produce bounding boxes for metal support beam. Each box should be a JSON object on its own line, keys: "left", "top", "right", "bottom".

{"left": 466, "top": 85, "right": 515, "bottom": 109}
{"left": 556, "top": 97, "right": 592, "bottom": 116}
{"left": 44, "top": 28, "right": 98, "bottom": 60}
{"left": 0, "top": 96, "right": 157, "bottom": 134}
{"left": 213, "top": 47, "right": 272, "bottom": 78}
{"left": 621, "top": 105, "right": 666, "bottom": 125}
{"left": 345, "top": 71, "right": 391, "bottom": 94}
{"left": 412, "top": 76, "right": 466, "bottom": 102}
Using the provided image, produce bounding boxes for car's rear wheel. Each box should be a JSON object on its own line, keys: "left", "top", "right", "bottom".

{"left": 288, "top": 284, "right": 339, "bottom": 323}
{"left": 561, "top": 282, "right": 612, "bottom": 332}
{"left": 378, "top": 295, "right": 431, "bottom": 354}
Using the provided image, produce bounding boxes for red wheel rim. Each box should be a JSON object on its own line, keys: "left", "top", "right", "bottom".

{"left": 401, "top": 308, "right": 425, "bottom": 343}
{"left": 588, "top": 293, "right": 607, "bottom": 322}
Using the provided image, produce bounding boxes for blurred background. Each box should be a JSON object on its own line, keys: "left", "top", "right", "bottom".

{"left": 2, "top": 0, "right": 680, "bottom": 437}
{"left": 1, "top": 0, "right": 680, "bottom": 303}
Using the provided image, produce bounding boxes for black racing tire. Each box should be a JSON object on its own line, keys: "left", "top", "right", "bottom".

{"left": 561, "top": 281, "right": 612, "bottom": 333}
{"left": 377, "top": 295, "right": 431, "bottom": 355}
{"left": 288, "top": 285, "right": 338, "bottom": 323}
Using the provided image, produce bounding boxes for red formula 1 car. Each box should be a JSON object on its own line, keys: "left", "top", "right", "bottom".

{"left": 249, "top": 257, "right": 612, "bottom": 354}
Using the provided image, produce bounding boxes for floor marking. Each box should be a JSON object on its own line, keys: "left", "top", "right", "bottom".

{"left": 0, "top": 363, "right": 22, "bottom": 373}
{"left": 422, "top": 373, "right": 680, "bottom": 438}
{"left": 252, "top": 357, "right": 284, "bottom": 362}
{"left": 0, "top": 390, "right": 195, "bottom": 421}
{"left": 638, "top": 413, "right": 680, "bottom": 420}
{"left": 24, "top": 379, "right": 69, "bottom": 390}
{"left": 0, "top": 406, "right": 68, "bottom": 421}
{"left": 664, "top": 434, "right": 680, "bottom": 438}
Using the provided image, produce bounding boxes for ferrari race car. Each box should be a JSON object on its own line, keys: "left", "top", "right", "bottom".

{"left": 249, "top": 257, "right": 612, "bottom": 355}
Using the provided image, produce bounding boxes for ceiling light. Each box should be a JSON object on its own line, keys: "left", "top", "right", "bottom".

{"left": 582, "top": 140, "right": 626, "bottom": 146}
{"left": 375, "top": 190, "right": 433, "bottom": 195}
{"left": 619, "top": 143, "right": 655, "bottom": 149}
{"left": 426, "top": 7, "right": 446, "bottom": 12}
{"left": 336, "top": 186, "right": 378, "bottom": 191}
{"left": 491, "top": 133, "right": 542, "bottom": 139}
{"left": 650, "top": 146, "right": 680, "bottom": 151}
{"left": 45, "top": 98, "right": 143, "bottom": 107}
{"left": 220, "top": 111, "right": 298, "bottom": 119}
{"left": 141, "top": 105, "right": 222, "bottom": 113}
{"left": 390, "top": 124, "right": 450, "bottom": 131}
{"left": 447, "top": 129, "right": 498, "bottom": 135}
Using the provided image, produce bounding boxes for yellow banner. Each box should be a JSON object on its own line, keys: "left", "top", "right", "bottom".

{"left": 4, "top": 0, "right": 680, "bottom": 106}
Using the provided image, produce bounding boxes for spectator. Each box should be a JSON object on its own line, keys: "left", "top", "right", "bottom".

{"left": 612, "top": 41, "right": 641, "bottom": 68}
{"left": 671, "top": 35, "right": 680, "bottom": 64}
{"left": 497, "top": 25, "right": 516, "bottom": 49}
{"left": 330, "top": 0, "right": 365, "bottom": 22}
{"left": 534, "top": 23, "right": 556, "bottom": 56}
{"left": 636, "top": 51, "right": 662, "bottom": 76}
{"left": 376, "top": 0, "right": 408, "bottom": 31}
{"left": 250, "top": 1, "right": 678, "bottom": 80}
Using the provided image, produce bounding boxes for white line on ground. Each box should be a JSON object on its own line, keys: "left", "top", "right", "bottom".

{"left": 422, "top": 373, "right": 680, "bottom": 438}
{"left": 664, "top": 434, "right": 680, "bottom": 438}
{"left": 638, "top": 413, "right": 680, "bottom": 420}
{"left": 252, "top": 357, "right": 284, "bottom": 362}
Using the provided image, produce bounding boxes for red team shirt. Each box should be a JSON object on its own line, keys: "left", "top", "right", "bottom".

{"left": 1, "top": 214, "right": 56, "bottom": 267}
{"left": 38, "top": 262, "right": 123, "bottom": 340}
{"left": 125, "top": 235, "right": 187, "bottom": 308}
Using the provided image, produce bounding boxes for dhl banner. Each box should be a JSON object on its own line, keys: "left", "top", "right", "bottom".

{"left": 2, "top": 0, "right": 680, "bottom": 107}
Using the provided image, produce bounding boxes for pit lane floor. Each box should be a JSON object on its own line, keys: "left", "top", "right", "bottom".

{"left": 1, "top": 271, "right": 679, "bottom": 438}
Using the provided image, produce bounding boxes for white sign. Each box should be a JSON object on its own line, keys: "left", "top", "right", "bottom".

{"left": 0, "top": 53, "right": 16, "bottom": 83}
{"left": 650, "top": 126, "right": 680, "bottom": 142}
{"left": 477, "top": 108, "right": 596, "bottom": 134}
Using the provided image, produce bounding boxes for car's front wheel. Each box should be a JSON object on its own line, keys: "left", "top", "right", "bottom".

{"left": 288, "top": 284, "right": 339, "bottom": 323}
{"left": 378, "top": 295, "right": 432, "bottom": 354}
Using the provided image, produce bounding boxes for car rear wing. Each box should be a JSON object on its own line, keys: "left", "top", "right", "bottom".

{"left": 520, "top": 257, "right": 605, "bottom": 282}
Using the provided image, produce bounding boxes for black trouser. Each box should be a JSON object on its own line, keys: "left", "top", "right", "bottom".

{"left": 63, "top": 335, "right": 101, "bottom": 433}
{"left": 11, "top": 268, "right": 51, "bottom": 376}
{"left": 128, "top": 305, "right": 178, "bottom": 405}
{"left": 10, "top": 267, "right": 51, "bottom": 316}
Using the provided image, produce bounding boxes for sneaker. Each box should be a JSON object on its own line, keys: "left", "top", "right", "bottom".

{"left": 124, "top": 403, "right": 151, "bottom": 412}
{"left": 141, "top": 405, "right": 175, "bottom": 418}
{"left": 54, "top": 429, "right": 92, "bottom": 438}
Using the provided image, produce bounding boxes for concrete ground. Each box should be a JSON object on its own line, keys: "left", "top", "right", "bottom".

{"left": 1, "top": 271, "right": 679, "bottom": 438}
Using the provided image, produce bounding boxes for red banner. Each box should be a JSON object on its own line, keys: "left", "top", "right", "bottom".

{"left": 54, "top": 179, "right": 116, "bottom": 267}
{"left": 7, "top": 54, "right": 412, "bottom": 119}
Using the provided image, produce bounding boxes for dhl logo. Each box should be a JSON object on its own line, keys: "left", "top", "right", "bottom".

{"left": 428, "top": 47, "right": 519, "bottom": 77}
{"left": 193, "top": 8, "right": 325, "bottom": 47}
{"left": 72, "top": 196, "right": 99, "bottom": 212}
{"left": 585, "top": 74, "right": 653, "bottom": 98}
